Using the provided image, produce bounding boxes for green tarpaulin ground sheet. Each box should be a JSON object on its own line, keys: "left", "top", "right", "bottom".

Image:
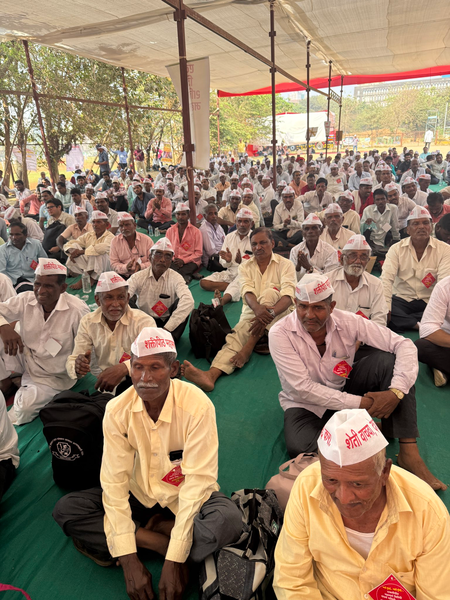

{"left": 1, "top": 218, "right": 450, "bottom": 599}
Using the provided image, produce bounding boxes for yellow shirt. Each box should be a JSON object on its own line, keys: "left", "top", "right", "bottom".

{"left": 64, "top": 229, "right": 114, "bottom": 256}
{"left": 239, "top": 252, "right": 296, "bottom": 319}
{"left": 101, "top": 379, "right": 219, "bottom": 562}
{"left": 274, "top": 462, "right": 450, "bottom": 600}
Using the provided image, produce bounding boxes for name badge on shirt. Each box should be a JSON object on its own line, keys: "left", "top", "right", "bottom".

{"left": 151, "top": 300, "right": 168, "bottom": 317}
{"left": 162, "top": 465, "right": 185, "bottom": 487}
{"left": 119, "top": 352, "right": 131, "bottom": 363}
{"left": 30, "top": 260, "right": 38, "bottom": 270}
{"left": 181, "top": 241, "right": 191, "bottom": 251}
{"left": 381, "top": 222, "right": 392, "bottom": 232}
{"left": 356, "top": 310, "right": 369, "bottom": 319}
{"left": 44, "top": 337, "right": 62, "bottom": 357}
{"left": 333, "top": 360, "right": 352, "bottom": 378}
{"left": 368, "top": 574, "right": 416, "bottom": 600}
{"left": 422, "top": 272, "right": 436, "bottom": 288}
{"left": 197, "top": 214, "right": 203, "bottom": 220}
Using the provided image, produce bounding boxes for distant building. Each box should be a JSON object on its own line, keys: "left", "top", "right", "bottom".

{"left": 354, "top": 77, "right": 450, "bottom": 104}
{"left": 286, "top": 90, "right": 307, "bottom": 104}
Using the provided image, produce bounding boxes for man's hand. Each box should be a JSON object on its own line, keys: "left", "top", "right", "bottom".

{"left": 154, "top": 199, "right": 161, "bottom": 209}
{"left": 69, "top": 249, "right": 84, "bottom": 259}
{"left": 359, "top": 396, "right": 373, "bottom": 410}
{"left": 119, "top": 553, "right": 155, "bottom": 600}
{"left": 172, "top": 258, "right": 184, "bottom": 268}
{"left": 159, "top": 560, "right": 189, "bottom": 600}
{"left": 219, "top": 247, "right": 232, "bottom": 263}
{"left": 95, "top": 363, "right": 128, "bottom": 392}
{"left": 248, "top": 317, "right": 267, "bottom": 338}
{"left": 365, "top": 218, "right": 374, "bottom": 225}
{"left": 75, "top": 350, "right": 91, "bottom": 376}
{"left": 126, "top": 258, "right": 140, "bottom": 274}
{"left": 364, "top": 390, "right": 400, "bottom": 419}
{"left": 235, "top": 249, "right": 242, "bottom": 264}
{"left": 283, "top": 217, "right": 291, "bottom": 227}
{"left": 296, "top": 250, "right": 311, "bottom": 272}
{"left": 253, "top": 305, "right": 274, "bottom": 326}
{"left": 0, "top": 324, "right": 24, "bottom": 356}
{"left": 49, "top": 246, "right": 60, "bottom": 254}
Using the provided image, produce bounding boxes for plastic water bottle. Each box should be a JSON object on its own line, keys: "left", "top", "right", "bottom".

{"left": 148, "top": 225, "right": 154, "bottom": 236}
{"left": 155, "top": 228, "right": 160, "bottom": 237}
{"left": 81, "top": 271, "right": 92, "bottom": 294}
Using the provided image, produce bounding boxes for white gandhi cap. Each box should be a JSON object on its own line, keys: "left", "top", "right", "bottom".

{"left": 131, "top": 327, "right": 177, "bottom": 357}
{"left": 342, "top": 234, "right": 371, "bottom": 252}
{"left": 295, "top": 273, "right": 334, "bottom": 303}
{"left": 151, "top": 238, "right": 174, "bottom": 253}
{"left": 35, "top": 258, "right": 67, "bottom": 276}
{"left": 406, "top": 206, "right": 432, "bottom": 222}
{"left": 318, "top": 409, "right": 388, "bottom": 467}
{"left": 95, "top": 271, "right": 128, "bottom": 293}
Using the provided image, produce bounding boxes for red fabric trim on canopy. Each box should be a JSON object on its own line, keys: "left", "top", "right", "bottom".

{"left": 218, "top": 66, "right": 450, "bottom": 97}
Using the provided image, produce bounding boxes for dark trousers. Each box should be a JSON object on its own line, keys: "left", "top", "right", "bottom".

{"left": 0, "top": 459, "right": 16, "bottom": 503}
{"left": 14, "top": 276, "right": 34, "bottom": 294}
{"left": 415, "top": 338, "right": 450, "bottom": 377}
{"left": 154, "top": 300, "right": 189, "bottom": 343}
{"left": 283, "top": 350, "right": 419, "bottom": 458}
{"left": 170, "top": 261, "right": 198, "bottom": 284}
{"left": 118, "top": 163, "right": 128, "bottom": 170}
{"left": 53, "top": 488, "right": 242, "bottom": 563}
{"left": 148, "top": 219, "right": 173, "bottom": 232}
{"left": 272, "top": 229, "right": 303, "bottom": 248}
{"left": 389, "top": 296, "right": 427, "bottom": 333}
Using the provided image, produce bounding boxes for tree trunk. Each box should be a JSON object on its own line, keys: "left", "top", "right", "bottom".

{"left": 17, "top": 126, "right": 29, "bottom": 188}
{"left": 1, "top": 96, "right": 12, "bottom": 189}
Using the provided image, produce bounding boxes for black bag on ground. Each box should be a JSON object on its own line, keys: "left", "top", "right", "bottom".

{"left": 39, "top": 390, "right": 113, "bottom": 491}
{"left": 189, "top": 302, "right": 233, "bottom": 361}
{"left": 42, "top": 220, "right": 66, "bottom": 254}
{"left": 199, "top": 488, "right": 283, "bottom": 600}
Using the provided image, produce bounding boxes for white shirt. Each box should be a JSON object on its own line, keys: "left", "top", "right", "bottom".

{"left": 327, "top": 267, "right": 389, "bottom": 326}
{"left": 406, "top": 190, "right": 428, "bottom": 207}
{"left": 200, "top": 220, "right": 226, "bottom": 266}
{"left": 273, "top": 199, "right": 304, "bottom": 235}
{"left": 0, "top": 391, "right": 19, "bottom": 467}
{"left": 219, "top": 230, "right": 253, "bottom": 276}
{"left": 395, "top": 196, "right": 417, "bottom": 229}
{"left": 381, "top": 237, "right": 450, "bottom": 309}
{"left": 128, "top": 266, "right": 194, "bottom": 331}
{"left": 0, "top": 292, "right": 89, "bottom": 390}
{"left": 260, "top": 185, "right": 275, "bottom": 213}
{"left": 319, "top": 226, "right": 354, "bottom": 251}
{"left": 268, "top": 309, "right": 418, "bottom": 416}
{"left": 301, "top": 190, "right": 334, "bottom": 213}
{"left": 400, "top": 168, "right": 426, "bottom": 185}
{"left": 419, "top": 275, "right": 450, "bottom": 338}
{"left": 0, "top": 273, "right": 17, "bottom": 303}
{"left": 289, "top": 239, "right": 338, "bottom": 281}
{"left": 326, "top": 173, "right": 346, "bottom": 196}
{"left": 22, "top": 217, "right": 44, "bottom": 242}
{"left": 345, "top": 528, "right": 374, "bottom": 560}
{"left": 200, "top": 187, "right": 217, "bottom": 202}
{"left": 361, "top": 203, "right": 400, "bottom": 247}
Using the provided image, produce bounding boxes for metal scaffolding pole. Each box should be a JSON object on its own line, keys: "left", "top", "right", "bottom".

{"left": 337, "top": 75, "right": 344, "bottom": 152}
{"left": 325, "top": 61, "right": 332, "bottom": 159}
{"left": 121, "top": 67, "right": 135, "bottom": 170}
{"left": 270, "top": 0, "right": 277, "bottom": 188}
{"left": 306, "top": 40, "right": 311, "bottom": 161}
{"left": 22, "top": 40, "right": 55, "bottom": 187}
{"left": 216, "top": 92, "right": 221, "bottom": 155}
{"left": 174, "top": 0, "right": 196, "bottom": 224}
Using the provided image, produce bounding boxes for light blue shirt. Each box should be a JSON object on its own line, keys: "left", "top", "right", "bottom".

{"left": 347, "top": 172, "right": 361, "bottom": 191}
{"left": 39, "top": 204, "right": 49, "bottom": 220}
{"left": 0, "top": 238, "right": 47, "bottom": 284}
{"left": 68, "top": 200, "right": 93, "bottom": 220}
{"left": 114, "top": 150, "right": 128, "bottom": 164}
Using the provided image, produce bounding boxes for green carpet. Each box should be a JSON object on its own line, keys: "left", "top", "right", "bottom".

{"left": 1, "top": 195, "right": 450, "bottom": 598}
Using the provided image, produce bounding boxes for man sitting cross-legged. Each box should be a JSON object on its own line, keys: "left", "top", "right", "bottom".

{"left": 272, "top": 186, "right": 305, "bottom": 248}
{"left": 268, "top": 272, "right": 446, "bottom": 491}
{"left": 289, "top": 213, "right": 338, "bottom": 282}
{"left": 0, "top": 258, "right": 89, "bottom": 424}
{"left": 53, "top": 328, "right": 242, "bottom": 599}
{"left": 64, "top": 210, "right": 115, "bottom": 290}
{"left": 128, "top": 238, "right": 194, "bottom": 343}
{"left": 66, "top": 272, "right": 156, "bottom": 394}
{"left": 200, "top": 208, "right": 253, "bottom": 306}
{"left": 182, "top": 228, "right": 295, "bottom": 391}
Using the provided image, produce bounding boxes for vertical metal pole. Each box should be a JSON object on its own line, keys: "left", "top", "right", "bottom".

{"left": 174, "top": 0, "right": 196, "bottom": 224}
{"left": 22, "top": 40, "right": 55, "bottom": 187}
{"left": 325, "top": 61, "right": 332, "bottom": 159}
{"left": 270, "top": 0, "right": 277, "bottom": 190}
{"left": 306, "top": 40, "right": 311, "bottom": 161}
{"left": 337, "top": 75, "right": 344, "bottom": 152}
{"left": 216, "top": 92, "right": 221, "bottom": 155}
{"left": 121, "top": 67, "right": 135, "bottom": 171}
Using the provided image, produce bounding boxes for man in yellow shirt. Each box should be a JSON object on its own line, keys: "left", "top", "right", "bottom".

{"left": 53, "top": 328, "right": 242, "bottom": 600}
{"left": 274, "top": 409, "right": 450, "bottom": 600}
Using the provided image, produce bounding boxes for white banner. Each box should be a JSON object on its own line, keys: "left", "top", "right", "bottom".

{"left": 166, "top": 57, "right": 210, "bottom": 170}
{"left": 12, "top": 146, "right": 38, "bottom": 171}
{"left": 65, "top": 145, "right": 85, "bottom": 171}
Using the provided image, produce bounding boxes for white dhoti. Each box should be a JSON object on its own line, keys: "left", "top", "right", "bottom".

{"left": 2, "top": 352, "right": 62, "bottom": 426}
{"left": 202, "top": 271, "right": 241, "bottom": 303}
{"left": 66, "top": 245, "right": 110, "bottom": 280}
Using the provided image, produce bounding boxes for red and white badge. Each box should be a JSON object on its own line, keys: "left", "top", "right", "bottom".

{"left": 162, "top": 465, "right": 185, "bottom": 487}
{"left": 337, "top": 250, "right": 342, "bottom": 260}
{"left": 181, "top": 241, "right": 191, "bottom": 251}
{"left": 242, "top": 254, "right": 251, "bottom": 260}
{"left": 197, "top": 214, "right": 203, "bottom": 220}
{"left": 356, "top": 310, "right": 369, "bottom": 319}
{"left": 119, "top": 352, "right": 131, "bottom": 364}
{"left": 333, "top": 360, "right": 352, "bottom": 378}
{"left": 151, "top": 300, "right": 168, "bottom": 317}
{"left": 368, "top": 574, "right": 416, "bottom": 600}
{"left": 336, "top": 178, "right": 342, "bottom": 184}
{"left": 30, "top": 260, "right": 38, "bottom": 270}
{"left": 422, "top": 272, "right": 436, "bottom": 288}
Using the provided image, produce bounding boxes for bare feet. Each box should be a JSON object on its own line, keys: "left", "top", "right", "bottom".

{"left": 69, "top": 279, "right": 83, "bottom": 290}
{"left": 230, "top": 346, "right": 253, "bottom": 369}
{"left": 398, "top": 443, "right": 447, "bottom": 491}
{"left": 181, "top": 360, "right": 216, "bottom": 392}
{"left": 214, "top": 289, "right": 222, "bottom": 300}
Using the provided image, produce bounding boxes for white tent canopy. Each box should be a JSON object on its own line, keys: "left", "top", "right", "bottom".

{"left": 1, "top": 0, "right": 450, "bottom": 95}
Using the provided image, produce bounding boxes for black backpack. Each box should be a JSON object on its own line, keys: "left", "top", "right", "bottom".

{"left": 189, "top": 303, "right": 233, "bottom": 361}
{"left": 42, "top": 220, "right": 66, "bottom": 253}
{"left": 39, "top": 390, "right": 113, "bottom": 491}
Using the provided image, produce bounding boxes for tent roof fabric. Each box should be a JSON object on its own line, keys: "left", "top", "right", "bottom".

{"left": 1, "top": 0, "right": 450, "bottom": 95}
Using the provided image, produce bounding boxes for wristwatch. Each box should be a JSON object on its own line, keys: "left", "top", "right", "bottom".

{"left": 389, "top": 388, "right": 404, "bottom": 400}
{"left": 267, "top": 308, "right": 276, "bottom": 318}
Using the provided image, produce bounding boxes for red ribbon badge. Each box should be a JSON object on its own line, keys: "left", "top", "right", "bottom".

{"left": 180, "top": 241, "right": 191, "bottom": 251}
{"left": 151, "top": 300, "right": 168, "bottom": 317}
{"left": 242, "top": 254, "right": 251, "bottom": 260}
{"left": 30, "top": 260, "right": 38, "bottom": 270}
{"left": 356, "top": 310, "right": 369, "bottom": 319}
{"left": 333, "top": 360, "right": 352, "bottom": 378}
{"left": 162, "top": 465, "right": 185, "bottom": 487}
{"left": 119, "top": 352, "right": 131, "bottom": 364}
{"left": 368, "top": 574, "right": 416, "bottom": 600}
{"left": 422, "top": 272, "right": 436, "bottom": 288}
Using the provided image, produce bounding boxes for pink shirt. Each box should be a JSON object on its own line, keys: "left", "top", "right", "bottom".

{"left": 110, "top": 232, "right": 154, "bottom": 274}
{"left": 144, "top": 197, "right": 173, "bottom": 223}
{"left": 166, "top": 222, "right": 203, "bottom": 266}
{"left": 20, "top": 194, "right": 42, "bottom": 215}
